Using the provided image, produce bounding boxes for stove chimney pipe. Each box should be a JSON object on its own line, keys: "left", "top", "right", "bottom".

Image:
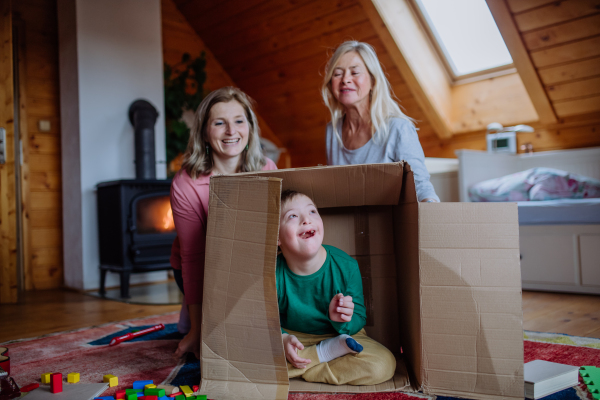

{"left": 128, "top": 99, "right": 159, "bottom": 180}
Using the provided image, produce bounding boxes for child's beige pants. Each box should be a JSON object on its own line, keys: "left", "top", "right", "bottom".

{"left": 285, "top": 328, "right": 396, "bottom": 386}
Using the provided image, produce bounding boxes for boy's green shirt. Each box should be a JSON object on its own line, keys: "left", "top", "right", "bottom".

{"left": 276, "top": 244, "right": 367, "bottom": 335}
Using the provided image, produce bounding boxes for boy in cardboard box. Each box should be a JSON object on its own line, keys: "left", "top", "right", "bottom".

{"left": 277, "top": 189, "right": 396, "bottom": 385}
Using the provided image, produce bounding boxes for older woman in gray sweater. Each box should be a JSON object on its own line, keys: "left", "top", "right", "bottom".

{"left": 322, "top": 41, "right": 439, "bottom": 202}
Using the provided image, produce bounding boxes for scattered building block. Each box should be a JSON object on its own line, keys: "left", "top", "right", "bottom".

{"left": 94, "top": 397, "right": 115, "bottom": 400}
{"left": 145, "top": 384, "right": 157, "bottom": 389}
{"left": 192, "top": 386, "right": 198, "bottom": 392}
{"left": 581, "top": 366, "right": 600, "bottom": 400}
{"left": 168, "top": 392, "right": 183, "bottom": 397}
{"left": 145, "top": 396, "right": 158, "bottom": 400}
{"left": 156, "top": 385, "right": 179, "bottom": 395}
{"left": 195, "top": 396, "right": 207, "bottom": 400}
{"left": 41, "top": 372, "right": 52, "bottom": 384}
{"left": 179, "top": 385, "right": 193, "bottom": 397}
{"left": 145, "top": 388, "right": 166, "bottom": 397}
{"left": 103, "top": 374, "right": 118, "bottom": 387}
{"left": 115, "top": 389, "right": 126, "bottom": 399}
{"left": 133, "top": 380, "right": 153, "bottom": 389}
{"left": 20, "top": 382, "right": 40, "bottom": 392}
{"left": 67, "top": 372, "right": 80, "bottom": 383}
{"left": 50, "top": 373, "right": 63, "bottom": 393}
{"left": 174, "top": 395, "right": 185, "bottom": 400}
{"left": 158, "top": 397, "right": 170, "bottom": 400}
{"left": 126, "top": 394, "right": 138, "bottom": 400}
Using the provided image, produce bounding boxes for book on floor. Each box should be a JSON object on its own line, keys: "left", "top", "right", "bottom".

{"left": 524, "top": 360, "right": 580, "bottom": 399}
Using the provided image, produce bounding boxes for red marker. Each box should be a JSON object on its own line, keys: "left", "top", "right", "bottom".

{"left": 109, "top": 324, "right": 165, "bottom": 346}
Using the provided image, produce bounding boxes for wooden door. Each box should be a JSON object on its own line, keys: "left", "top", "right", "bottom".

{"left": 0, "top": 0, "right": 18, "bottom": 304}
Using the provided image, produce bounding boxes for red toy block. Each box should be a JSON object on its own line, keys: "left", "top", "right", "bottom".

{"left": 193, "top": 385, "right": 198, "bottom": 392}
{"left": 50, "top": 372, "right": 63, "bottom": 393}
{"left": 115, "top": 389, "right": 126, "bottom": 399}
{"left": 168, "top": 393, "right": 183, "bottom": 397}
{"left": 20, "top": 382, "right": 40, "bottom": 392}
{"left": 145, "top": 396, "right": 158, "bottom": 400}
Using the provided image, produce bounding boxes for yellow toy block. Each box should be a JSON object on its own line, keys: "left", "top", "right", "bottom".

{"left": 144, "top": 384, "right": 156, "bottom": 389}
{"left": 41, "top": 373, "right": 52, "bottom": 384}
{"left": 67, "top": 372, "right": 80, "bottom": 383}
{"left": 180, "top": 385, "right": 193, "bottom": 397}
{"left": 103, "top": 374, "right": 118, "bottom": 387}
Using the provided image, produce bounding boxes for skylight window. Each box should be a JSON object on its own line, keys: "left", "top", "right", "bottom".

{"left": 413, "top": 0, "right": 513, "bottom": 79}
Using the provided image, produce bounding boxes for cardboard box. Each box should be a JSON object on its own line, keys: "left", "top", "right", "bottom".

{"left": 200, "top": 162, "right": 524, "bottom": 399}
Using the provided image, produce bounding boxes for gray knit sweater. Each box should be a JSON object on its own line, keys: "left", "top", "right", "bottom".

{"left": 326, "top": 117, "right": 440, "bottom": 202}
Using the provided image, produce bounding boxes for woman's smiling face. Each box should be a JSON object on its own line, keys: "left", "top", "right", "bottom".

{"left": 206, "top": 100, "right": 250, "bottom": 161}
{"left": 330, "top": 51, "right": 372, "bottom": 109}
{"left": 278, "top": 194, "right": 324, "bottom": 261}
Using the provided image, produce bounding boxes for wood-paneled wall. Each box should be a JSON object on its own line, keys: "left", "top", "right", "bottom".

{"left": 171, "top": 0, "right": 436, "bottom": 167}
{"left": 13, "top": 0, "right": 63, "bottom": 290}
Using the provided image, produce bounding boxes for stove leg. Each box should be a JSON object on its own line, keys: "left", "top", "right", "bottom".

{"left": 99, "top": 268, "right": 107, "bottom": 296}
{"left": 120, "top": 271, "right": 131, "bottom": 299}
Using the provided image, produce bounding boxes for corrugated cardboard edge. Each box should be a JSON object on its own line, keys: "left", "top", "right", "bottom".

{"left": 200, "top": 176, "right": 289, "bottom": 400}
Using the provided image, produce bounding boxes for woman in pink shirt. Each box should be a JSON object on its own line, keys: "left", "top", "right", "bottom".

{"left": 170, "top": 87, "right": 277, "bottom": 358}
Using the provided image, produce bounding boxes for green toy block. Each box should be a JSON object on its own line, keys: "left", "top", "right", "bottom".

{"left": 144, "top": 388, "right": 166, "bottom": 397}
{"left": 580, "top": 366, "right": 600, "bottom": 400}
{"left": 126, "top": 394, "right": 138, "bottom": 400}
{"left": 175, "top": 395, "right": 185, "bottom": 400}
{"left": 125, "top": 389, "right": 142, "bottom": 395}
{"left": 196, "top": 396, "right": 207, "bottom": 400}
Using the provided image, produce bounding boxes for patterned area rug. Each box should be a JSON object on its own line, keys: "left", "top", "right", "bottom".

{"left": 2, "top": 313, "right": 599, "bottom": 399}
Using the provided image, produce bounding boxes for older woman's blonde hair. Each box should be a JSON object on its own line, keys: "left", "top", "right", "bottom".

{"left": 321, "top": 41, "right": 413, "bottom": 146}
{"left": 181, "top": 87, "right": 266, "bottom": 179}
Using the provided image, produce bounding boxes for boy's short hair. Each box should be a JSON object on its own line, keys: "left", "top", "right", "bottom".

{"left": 280, "top": 189, "right": 315, "bottom": 209}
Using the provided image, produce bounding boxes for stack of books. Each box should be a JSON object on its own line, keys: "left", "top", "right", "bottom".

{"left": 524, "top": 360, "right": 580, "bottom": 399}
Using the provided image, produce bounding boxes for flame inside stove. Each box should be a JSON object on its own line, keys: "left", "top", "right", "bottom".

{"left": 136, "top": 195, "right": 176, "bottom": 234}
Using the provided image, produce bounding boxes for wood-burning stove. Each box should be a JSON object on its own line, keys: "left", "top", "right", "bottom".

{"left": 97, "top": 99, "right": 174, "bottom": 298}
{"left": 97, "top": 179, "right": 176, "bottom": 298}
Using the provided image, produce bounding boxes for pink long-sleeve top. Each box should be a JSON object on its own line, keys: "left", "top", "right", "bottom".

{"left": 170, "top": 157, "right": 277, "bottom": 305}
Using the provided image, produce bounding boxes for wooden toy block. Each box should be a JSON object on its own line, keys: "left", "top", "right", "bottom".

{"left": 103, "top": 374, "right": 118, "bottom": 387}
{"left": 50, "top": 372, "right": 63, "bottom": 393}
{"left": 145, "top": 383, "right": 157, "bottom": 389}
{"left": 115, "top": 389, "right": 127, "bottom": 399}
{"left": 68, "top": 372, "right": 80, "bottom": 383}
{"left": 145, "top": 396, "right": 158, "bottom": 400}
{"left": 41, "top": 372, "right": 52, "bottom": 384}
{"left": 156, "top": 385, "right": 179, "bottom": 394}
{"left": 20, "top": 382, "right": 40, "bottom": 392}
{"left": 179, "top": 385, "right": 193, "bottom": 397}
{"left": 94, "top": 397, "right": 116, "bottom": 400}
{"left": 133, "top": 380, "right": 153, "bottom": 389}
{"left": 192, "top": 386, "right": 198, "bottom": 392}
{"left": 195, "top": 396, "right": 207, "bottom": 400}
{"left": 168, "top": 392, "right": 183, "bottom": 397}
{"left": 126, "top": 394, "right": 138, "bottom": 400}
{"left": 145, "top": 388, "right": 165, "bottom": 397}
{"left": 174, "top": 395, "right": 185, "bottom": 400}
{"left": 126, "top": 388, "right": 143, "bottom": 395}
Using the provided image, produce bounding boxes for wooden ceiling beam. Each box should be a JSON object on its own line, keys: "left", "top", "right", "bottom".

{"left": 486, "top": 0, "right": 557, "bottom": 124}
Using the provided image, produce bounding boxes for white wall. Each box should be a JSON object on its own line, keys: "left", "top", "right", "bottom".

{"left": 59, "top": 0, "right": 167, "bottom": 290}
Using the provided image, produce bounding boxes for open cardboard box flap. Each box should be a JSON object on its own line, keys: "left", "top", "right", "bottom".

{"left": 200, "top": 163, "right": 524, "bottom": 400}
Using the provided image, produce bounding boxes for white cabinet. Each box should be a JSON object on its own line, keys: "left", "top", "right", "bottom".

{"left": 520, "top": 225, "right": 600, "bottom": 294}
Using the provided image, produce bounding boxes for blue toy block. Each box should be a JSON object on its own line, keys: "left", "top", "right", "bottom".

{"left": 132, "top": 380, "right": 153, "bottom": 390}
{"left": 94, "top": 397, "right": 116, "bottom": 400}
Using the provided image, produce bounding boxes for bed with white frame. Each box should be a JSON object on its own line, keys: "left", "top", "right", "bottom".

{"left": 456, "top": 147, "right": 600, "bottom": 295}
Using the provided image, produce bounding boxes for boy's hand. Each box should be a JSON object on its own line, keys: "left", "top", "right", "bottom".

{"left": 329, "top": 293, "right": 354, "bottom": 323}
{"left": 282, "top": 333, "right": 311, "bottom": 369}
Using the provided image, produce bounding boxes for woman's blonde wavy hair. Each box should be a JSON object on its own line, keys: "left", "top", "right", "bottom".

{"left": 321, "top": 41, "right": 413, "bottom": 146}
{"left": 181, "top": 87, "right": 266, "bottom": 179}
